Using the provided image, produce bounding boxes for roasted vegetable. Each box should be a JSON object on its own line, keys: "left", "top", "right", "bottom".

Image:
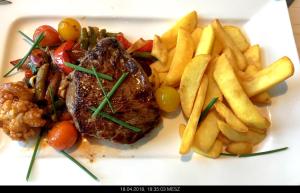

{"left": 80, "top": 27, "right": 89, "bottom": 50}
{"left": 45, "top": 71, "right": 62, "bottom": 103}
{"left": 35, "top": 63, "right": 50, "bottom": 101}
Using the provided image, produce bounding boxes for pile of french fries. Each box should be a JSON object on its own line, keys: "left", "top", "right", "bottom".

{"left": 150, "top": 11, "right": 295, "bottom": 158}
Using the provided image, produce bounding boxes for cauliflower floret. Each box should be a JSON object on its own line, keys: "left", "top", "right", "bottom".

{"left": 0, "top": 81, "right": 46, "bottom": 141}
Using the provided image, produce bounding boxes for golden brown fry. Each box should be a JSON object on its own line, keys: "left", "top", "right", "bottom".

{"left": 217, "top": 120, "right": 266, "bottom": 144}
{"left": 212, "top": 19, "right": 247, "bottom": 70}
{"left": 214, "top": 54, "right": 270, "bottom": 130}
{"left": 195, "top": 24, "right": 215, "bottom": 55}
{"left": 226, "top": 142, "right": 253, "bottom": 155}
{"left": 242, "top": 56, "right": 294, "bottom": 97}
{"left": 194, "top": 110, "right": 220, "bottom": 153}
{"left": 251, "top": 92, "right": 272, "bottom": 105}
{"left": 179, "top": 55, "right": 211, "bottom": 117}
{"left": 151, "top": 35, "right": 168, "bottom": 63}
{"left": 158, "top": 72, "right": 168, "bottom": 85}
{"left": 180, "top": 75, "right": 208, "bottom": 154}
{"left": 214, "top": 101, "right": 248, "bottom": 132}
{"left": 150, "top": 47, "right": 175, "bottom": 73}
{"left": 165, "top": 28, "right": 195, "bottom": 86}
{"left": 211, "top": 38, "right": 223, "bottom": 58}
{"left": 224, "top": 25, "right": 250, "bottom": 52}
{"left": 191, "top": 27, "right": 203, "bottom": 49}
{"left": 244, "top": 44, "right": 261, "bottom": 70}
{"left": 161, "top": 11, "right": 198, "bottom": 50}
{"left": 217, "top": 133, "right": 231, "bottom": 145}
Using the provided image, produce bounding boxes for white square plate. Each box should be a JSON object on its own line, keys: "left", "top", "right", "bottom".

{"left": 0, "top": 0, "right": 299, "bottom": 185}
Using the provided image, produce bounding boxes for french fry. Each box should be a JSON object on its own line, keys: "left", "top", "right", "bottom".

{"left": 165, "top": 28, "right": 195, "bottom": 86}
{"left": 244, "top": 44, "right": 261, "bottom": 70}
{"left": 242, "top": 56, "right": 294, "bottom": 97}
{"left": 217, "top": 120, "right": 266, "bottom": 144}
{"left": 191, "top": 27, "right": 203, "bottom": 48}
{"left": 158, "top": 72, "right": 167, "bottom": 84}
{"left": 195, "top": 24, "right": 215, "bottom": 55}
{"left": 214, "top": 101, "right": 248, "bottom": 132}
{"left": 127, "top": 38, "right": 146, "bottom": 53}
{"left": 211, "top": 38, "right": 223, "bottom": 58}
{"left": 203, "top": 57, "right": 223, "bottom": 107}
{"left": 226, "top": 142, "right": 253, "bottom": 155}
{"left": 180, "top": 75, "right": 208, "bottom": 154}
{"left": 217, "top": 133, "right": 231, "bottom": 145}
{"left": 213, "top": 54, "right": 270, "bottom": 130}
{"left": 161, "top": 11, "right": 198, "bottom": 50}
{"left": 150, "top": 47, "right": 175, "bottom": 73}
{"left": 148, "top": 68, "right": 160, "bottom": 90}
{"left": 151, "top": 35, "right": 168, "bottom": 63}
{"left": 224, "top": 25, "right": 250, "bottom": 52}
{"left": 251, "top": 92, "right": 272, "bottom": 105}
{"left": 194, "top": 110, "right": 220, "bottom": 153}
{"left": 212, "top": 19, "right": 247, "bottom": 70}
{"left": 179, "top": 55, "right": 211, "bottom": 117}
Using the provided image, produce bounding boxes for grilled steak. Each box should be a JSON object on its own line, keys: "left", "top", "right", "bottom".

{"left": 66, "top": 38, "right": 160, "bottom": 144}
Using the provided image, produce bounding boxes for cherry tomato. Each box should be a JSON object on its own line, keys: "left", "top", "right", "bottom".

{"left": 155, "top": 86, "right": 180, "bottom": 112}
{"left": 47, "top": 121, "right": 78, "bottom": 150}
{"left": 58, "top": 18, "right": 81, "bottom": 41}
{"left": 137, "top": 40, "right": 153, "bottom": 52}
{"left": 116, "top": 33, "right": 132, "bottom": 49}
{"left": 53, "top": 41, "right": 75, "bottom": 74}
{"left": 33, "top": 25, "right": 61, "bottom": 47}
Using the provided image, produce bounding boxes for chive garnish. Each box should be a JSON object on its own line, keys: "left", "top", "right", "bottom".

{"left": 221, "top": 147, "right": 288, "bottom": 157}
{"left": 4, "top": 32, "right": 44, "bottom": 77}
{"left": 26, "top": 130, "right": 43, "bottom": 181}
{"left": 90, "top": 107, "right": 141, "bottom": 132}
{"left": 64, "top": 62, "right": 113, "bottom": 81}
{"left": 91, "top": 66, "right": 114, "bottom": 113}
{"left": 18, "top": 30, "right": 46, "bottom": 51}
{"left": 49, "top": 86, "right": 57, "bottom": 120}
{"left": 60, "top": 151, "right": 99, "bottom": 181}
{"left": 91, "top": 72, "right": 129, "bottom": 118}
{"left": 199, "top": 97, "right": 218, "bottom": 123}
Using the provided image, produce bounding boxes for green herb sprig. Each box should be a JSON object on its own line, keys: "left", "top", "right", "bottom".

{"left": 199, "top": 97, "right": 218, "bottom": 123}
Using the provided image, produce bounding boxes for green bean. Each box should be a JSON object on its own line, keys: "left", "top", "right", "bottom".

{"left": 106, "top": 32, "right": 119, "bottom": 37}
{"left": 45, "top": 71, "right": 62, "bottom": 103}
{"left": 80, "top": 27, "right": 89, "bottom": 50}
{"left": 35, "top": 63, "right": 50, "bottom": 101}
{"left": 88, "top": 26, "right": 98, "bottom": 49}
{"left": 98, "top": 28, "right": 107, "bottom": 40}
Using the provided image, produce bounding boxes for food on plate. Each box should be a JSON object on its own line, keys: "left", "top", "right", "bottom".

{"left": 161, "top": 11, "right": 197, "bottom": 49}
{"left": 164, "top": 28, "right": 194, "bottom": 86}
{"left": 179, "top": 55, "right": 210, "bottom": 117}
{"left": 195, "top": 24, "right": 215, "bottom": 55}
{"left": 225, "top": 142, "right": 253, "bottom": 155}
{"left": 33, "top": 25, "right": 61, "bottom": 47}
{"left": 47, "top": 121, "right": 78, "bottom": 150}
{"left": 66, "top": 38, "right": 160, "bottom": 144}
{"left": 223, "top": 25, "right": 250, "bottom": 52}
{"left": 151, "top": 35, "right": 168, "bottom": 63}
{"left": 155, "top": 86, "right": 180, "bottom": 113}
{"left": 191, "top": 27, "right": 202, "bottom": 48}
{"left": 58, "top": 18, "right": 81, "bottom": 41}
{"left": 0, "top": 82, "right": 46, "bottom": 140}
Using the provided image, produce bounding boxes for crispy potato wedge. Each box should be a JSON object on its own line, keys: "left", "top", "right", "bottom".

{"left": 191, "top": 27, "right": 203, "bottom": 48}
{"left": 158, "top": 72, "right": 167, "bottom": 84}
{"left": 214, "top": 54, "right": 270, "bottom": 130}
{"left": 179, "top": 124, "right": 223, "bottom": 159}
{"left": 214, "top": 101, "right": 248, "bottom": 132}
{"left": 161, "top": 11, "right": 198, "bottom": 50}
{"left": 180, "top": 75, "right": 208, "bottom": 154}
{"left": 127, "top": 38, "right": 146, "bottom": 53}
{"left": 217, "top": 133, "right": 231, "bottom": 145}
{"left": 224, "top": 25, "right": 250, "bottom": 52}
{"left": 194, "top": 110, "right": 220, "bottom": 153}
{"left": 195, "top": 24, "right": 215, "bottom": 55}
{"left": 217, "top": 120, "right": 266, "bottom": 144}
{"left": 251, "top": 92, "right": 272, "bottom": 105}
{"left": 203, "top": 57, "right": 223, "bottom": 107}
{"left": 242, "top": 56, "right": 294, "bottom": 97}
{"left": 179, "top": 55, "right": 211, "bottom": 117}
{"left": 226, "top": 142, "right": 253, "bottom": 155}
{"left": 151, "top": 35, "right": 168, "bottom": 63}
{"left": 211, "top": 38, "right": 223, "bottom": 58}
{"left": 148, "top": 68, "right": 160, "bottom": 90}
{"left": 244, "top": 44, "right": 261, "bottom": 69}
{"left": 150, "top": 47, "right": 175, "bottom": 73}
{"left": 212, "top": 19, "right": 247, "bottom": 70}
{"left": 165, "top": 28, "right": 195, "bottom": 86}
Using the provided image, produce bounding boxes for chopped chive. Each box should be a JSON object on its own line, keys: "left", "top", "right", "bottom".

{"left": 90, "top": 107, "right": 141, "bottom": 132}
{"left": 92, "top": 72, "right": 129, "bottom": 118}
{"left": 4, "top": 32, "right": 44, "bottom": 77}
{"left": 91, "top": 66, "right": 115, "bottom": 113}
{"left": 49, "top": 86, "right": 57, "bottom": 120}
{"left": 220, "top": 147, "right": 288, "bottom": 158}
{"left": 64, "top": 62, "right": 113, "bottom": 81}
{"left": 19, "top": 30, "right": 45, "bottom": 51}
{"left": 199, "top": 97, "right": 218, "bottom": 123}
{"left": 26, "top": 130, "right": 43, "bottom": 181}
{"left": 60, "top": 150, "right": 99, "bottom": 181}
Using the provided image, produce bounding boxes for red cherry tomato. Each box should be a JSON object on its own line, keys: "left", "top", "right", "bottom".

{"left": 33, "top": 25, "right": 61, "bottom": 47}
{"left": 53, "top": 41, "right": 75, "bottom": 74}
{"left": 116, "top": 33, "right": 132, "bottom": 49}
{"left": 137, "top": 40, "right": 153, "bottom": 52}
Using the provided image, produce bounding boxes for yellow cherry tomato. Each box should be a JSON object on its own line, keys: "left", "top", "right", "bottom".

{"left": 58, "top": 18, "right": 81, "bottom": 41}
{"left": 155, "top": 86, "right": 180, "bottom": 112}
